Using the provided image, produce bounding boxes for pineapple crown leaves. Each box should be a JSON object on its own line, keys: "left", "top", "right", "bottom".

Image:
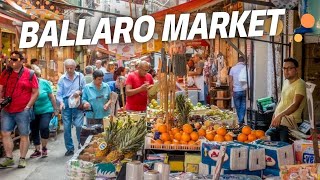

{"left": 116, "top": 118, "right": 147, "bottom": 153}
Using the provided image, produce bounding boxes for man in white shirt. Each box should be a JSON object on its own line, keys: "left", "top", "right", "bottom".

{"left": 229, "top": 56, "right": 246, "bottom": 125}
{"left": 95, "top": 60, "right": 107, "bottom": 73}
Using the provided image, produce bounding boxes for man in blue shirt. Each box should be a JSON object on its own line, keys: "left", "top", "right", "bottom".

{"left": 56, "top": 59, "right": 86, "bottom": 156}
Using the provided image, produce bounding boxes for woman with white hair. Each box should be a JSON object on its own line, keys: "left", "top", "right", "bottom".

{"left": 56, "top": 59, "right": 85, "bottom": 156}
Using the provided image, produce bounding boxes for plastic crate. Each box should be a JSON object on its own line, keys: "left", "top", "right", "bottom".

{"left": 247, "top": 109, "right": 273, "bottom": 130}
{"left": 144, "top": 137, "right": 200, "bottom": 151}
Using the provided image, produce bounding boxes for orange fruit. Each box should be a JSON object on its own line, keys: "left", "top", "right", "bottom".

{"left": 180, "top": 140, "right": 188, "bottom": 145}
{"left": 183, "top": 124, "right": 193, "bottom": 134}
{"left": 188, "top": 140, "right": 196, "bottom": 145}
{"left": 205, "top": 132, "right": 215, "bottom": 141}
{"left": 154, "top": 139, "right": 163, "bottom": 144}
{"left": 171, "top": 128, "right": 180, "bottom": 135}
{"left": 198, "top": 129, "right": 206, "bottom": 137}
{"left": 170, "top": 134, "right": 174, "bottom": 140}
{"left": 158, "top": 124, "right": 168, "bottom": 133}
{"left": 190, "top": 132, "right": 199, "bottom": 141}
{"left": 237, "top": 133, "right": 248, "bottom": 142}
{"left": 181, "top": 133, "right": 191, "bottom": 142}
{"left": 255, "top": 130, "right": 265, "bottom": 138}
{"left": 160, "top": 133, "right": 171, "bottom": 142}
{"left": 214, "top": 134, "right": 225, "bottom": 142}
{"left": 224, "top": 134, "right": 233, "bottom": 141}
{"left": 172, "top": 139, "right": 180, "bottom": 144}
{"left": 242, "top": 126, "right": 251, "bottom": 135}
{"left": 248, "top": 134, "right": 257, "bottom": 142}
{"left": 164, "top": 141, "right": 171, "bottom": 145}
{"left": 250, "top": 130, "right": 256, "bottom": 136}
{"left": 217, "top": 127, "right": 227, "bottom": 136}
{"left": 174, "top": 132, "right": 182, "bottom": 141}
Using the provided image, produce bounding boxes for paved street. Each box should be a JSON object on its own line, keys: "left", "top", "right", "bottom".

{"left": 0, "top": 127, "right": 79, "bottom": 180}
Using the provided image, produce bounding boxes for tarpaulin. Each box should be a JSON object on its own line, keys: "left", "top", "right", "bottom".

{"left": 151, "top": 0, "right": 223, "bottom": 21}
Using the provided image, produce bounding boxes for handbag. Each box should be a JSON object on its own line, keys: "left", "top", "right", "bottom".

{"left": 77, "top": 73, "right": 85, "bottom": 110}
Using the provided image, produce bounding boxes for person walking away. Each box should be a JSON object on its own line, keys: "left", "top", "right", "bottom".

{"left": 229, "top": 56, "right": 247, "bottom": 126}
{"left": 125, "top": 61, "right": 153, "bottom": 112}
{"left": 0, "top": 51, "right": 39, "bottom": 168}
{"left": 266, "top": 58, "right": 306, "bottom": 143}
{"left": 114, "top": 67, "right": 126, "bottom": 107}
{"left": 30, "top": 69, "right": 59, "bottom": 158}
{"left": 84, "top": 66, "right": 94, "bottom": 84}
{"left": 56, "top": 59, "right": 85, "bottom": 156}
{"left": 82, "top": 70, "right": 112, "bottom": 125}
{"left": 188, "top": 54, "right": 205, "bottom": 104}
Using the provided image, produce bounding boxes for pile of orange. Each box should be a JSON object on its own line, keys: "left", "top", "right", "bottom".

{"left": 204, "top": 126, "right": 234, "bottom": 142}
{"left": 237, "top": 126, "right": 265, "bottom": 143}
{"left": 153, "top": 124, "right": 200, "bottom": 145}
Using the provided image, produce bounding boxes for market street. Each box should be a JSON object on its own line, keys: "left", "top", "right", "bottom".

{"left": 0, "top": 128, "right": 78, "bottom": 180}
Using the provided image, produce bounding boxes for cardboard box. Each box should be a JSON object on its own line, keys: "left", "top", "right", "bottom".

{"left": 280, "top": 164, "right": 318, "bottom": 180}
{"left": 254, "top": 140, "right": 294, "bottom": 169}
{"left": 294, "top": 140, "right": 320, "bottom": 164}
{"left": 263, "top": 168, "right": 280, "bottom": 178}
{"left": 235, "top": 142, "right": 266, "bottom": 171}
{"left": 184, "top": 153, "right": 201, "bottom": 173}
{"left": 201, "top": 142, "right": 248, "bottom": 171}
{"left": 168, "top": 154, "right": 184, "bottom": 172}
{"left": 223, "top": 169, "right": 262, "bottom": 177}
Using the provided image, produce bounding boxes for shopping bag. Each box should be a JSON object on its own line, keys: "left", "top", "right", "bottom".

{"left": 49, "top": 116, "right": 58, "bottom": 132}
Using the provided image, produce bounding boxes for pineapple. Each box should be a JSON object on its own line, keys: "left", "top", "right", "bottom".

{"left": 102, "top": 120, "right": 121, "bottom": 155}
{"left": 105, "top": 118, "right": 146, "bottom": 162}
{"left": 175, "top": 94, "right": 192, "bottom": 128}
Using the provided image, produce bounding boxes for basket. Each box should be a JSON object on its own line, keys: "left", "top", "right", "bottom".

{"left": 144, "top": 137, "right": 200, "bottom": 151}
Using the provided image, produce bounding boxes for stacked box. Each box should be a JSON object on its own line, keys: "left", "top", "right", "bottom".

{"left": 201, "top": 142, "right": 248, "bottom": 171}
{"left": 254, "top": 140, "right": 294, "bottom": 169}
{"left": 235, "top": 142, "right": 266, "bottom": 171}
{"left": 280, "top": 164, "right": 318, "bottom": 180}
{"left": 263, "top": 168, "right": 280, "bottom": 178}
{"left": 184, "top": 153, "right": 201, "bottom": 173}
{"left": 294, "top": 140, "right": 320, "bottom": 164}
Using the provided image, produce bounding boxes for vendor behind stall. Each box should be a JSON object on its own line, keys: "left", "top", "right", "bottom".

{"left": 188, "top": 54, "right": 205, "bottom": 104}
{"left": 266, "top": 58, "right": 306, "bottom": 143}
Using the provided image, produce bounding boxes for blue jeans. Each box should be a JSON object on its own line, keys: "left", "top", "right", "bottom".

{"left": 62, "top": 98, "right": 84, "bottom": 151}
{"left": 233, "top": 91, "right": 246, "bottom": 124}
{"left": 266, "top": 126, "right": 289, "bottom": 143}
{"left": 30, "top": 112, "right": 52, "bottom": 146}
{"left": 1, "top": 109, "right": 32, "bottom": 135}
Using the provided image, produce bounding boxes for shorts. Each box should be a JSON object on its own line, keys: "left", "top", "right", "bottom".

{"left": 1, "top": 109, "right": 32, "bottom": 136}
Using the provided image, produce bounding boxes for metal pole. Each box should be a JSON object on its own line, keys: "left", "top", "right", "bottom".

{"left": 271, "top": 36, "right": 278, "bottom": 102}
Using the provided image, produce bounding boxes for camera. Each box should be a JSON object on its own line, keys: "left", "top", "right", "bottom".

{"left": 1, "top": 97, "right": 12, "bottom": 108}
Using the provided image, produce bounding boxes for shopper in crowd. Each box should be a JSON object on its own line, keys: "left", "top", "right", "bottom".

{"left": 0, "top": 51, "right": 39, "bottom": 168}
{"left": 188, "top": 54, "right": 205, "bottom": 104}
{"left": 75, "top": 64, "right": 83, "bottom": 74}
{"left": 30, "top": 68, "right": 59, "bottom": 158}
{"left": 56, "top": 59, "right": 85, "bottom": 156}
{"left": 31, "top": 58, "right": 41, "bottom": 75}
{"left": 229, "top": 56, "right": 247, "bottom": 126}
{"left": 266, "top": 58, "right": 306, "bottom": 143}
{"left": 125, "top": 60, "right": 153, "bottom": 112}
{"left": 84, "top": 66, "right": 94, "bottom": 84}
{"left": 103, "top": 62, "right": 115, "bottom": 82}
{"left": 114, "top": 67, "right": 126, "bottom": 107}
{"left": 82, "top": 70, "right": 112, "bottom": 125}
{"left": 95, "top": 60, "right": 107, "bottom": 73}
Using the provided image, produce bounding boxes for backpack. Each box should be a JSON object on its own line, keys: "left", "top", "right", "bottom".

{"left": 3, "top": 68, "right": 35, "bottom": 82}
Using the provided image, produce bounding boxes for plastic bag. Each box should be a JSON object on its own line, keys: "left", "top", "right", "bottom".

{"left": 49, "top": 116, "right": 58, "bottom": 132}
{"left": 68, "top": 95, "right": 80, "bottom": 108}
